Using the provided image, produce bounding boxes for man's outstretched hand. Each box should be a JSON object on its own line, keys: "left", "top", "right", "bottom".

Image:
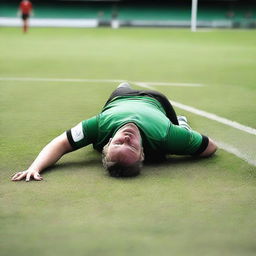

{"left": 10, "top": 133, "right": 73, "bottom": 182}
{"left": 11, "top": 169, "right": 43, "bottom": 182}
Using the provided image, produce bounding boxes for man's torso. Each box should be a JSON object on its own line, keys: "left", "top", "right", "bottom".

{"left": 20, "top": 1, "right": 32, "bottom": 14}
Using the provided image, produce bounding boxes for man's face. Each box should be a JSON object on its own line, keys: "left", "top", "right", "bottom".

{"left": 106, "top": 123, "right": 144, "bottom": 165}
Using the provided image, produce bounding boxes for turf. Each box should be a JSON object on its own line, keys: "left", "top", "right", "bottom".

{"left": 0, "top": 27, "right": 256, "bottom": 256}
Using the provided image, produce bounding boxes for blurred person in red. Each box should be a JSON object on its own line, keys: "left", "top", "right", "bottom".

{"left": 18, "top": 0, "right": 33, "bottom": 33}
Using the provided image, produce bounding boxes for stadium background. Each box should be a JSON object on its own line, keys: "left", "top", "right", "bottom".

{"left": 1, "top": 0, "right": 256, "bottom": 28}
{"left": 1, "top": 1, "right": 256, "bottom": 256}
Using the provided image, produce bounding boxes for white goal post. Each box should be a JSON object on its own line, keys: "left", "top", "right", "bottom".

{"left": 191, "top": 0, "right": 198, "bottom": 32}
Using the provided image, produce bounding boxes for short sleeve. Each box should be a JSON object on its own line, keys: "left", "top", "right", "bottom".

{"left": 66, "top": 116, "right": 98, "bottom": 150}
{"left": 165, "top": 124, "right": 208, "bottom": 155}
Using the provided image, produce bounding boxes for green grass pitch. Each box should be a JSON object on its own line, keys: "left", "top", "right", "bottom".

{"left": 0, "top": 27, "right": 256, "bottom": 256}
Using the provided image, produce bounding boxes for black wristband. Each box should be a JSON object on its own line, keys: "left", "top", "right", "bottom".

{"left": 192, "top": 135, "right": 209, "bottom": 155}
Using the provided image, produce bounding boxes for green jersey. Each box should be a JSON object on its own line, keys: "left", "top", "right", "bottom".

{"left": 66, "top": 96, "right": 205, "bottom": 156}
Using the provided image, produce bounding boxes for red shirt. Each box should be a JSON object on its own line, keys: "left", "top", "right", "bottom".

{"left": 20, "top": 1, "right": 32, "bottom": 15}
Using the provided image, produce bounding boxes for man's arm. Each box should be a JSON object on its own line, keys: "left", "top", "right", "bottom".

{"left": 199, "top": 138, "right": 217, "bottom": 157}
{"left": 11, "top": 133, "right": 73, "bottom": 182}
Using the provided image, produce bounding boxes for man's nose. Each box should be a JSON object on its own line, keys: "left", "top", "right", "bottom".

{"left": 124, "top": 135, "right": 130, "bottom": 142}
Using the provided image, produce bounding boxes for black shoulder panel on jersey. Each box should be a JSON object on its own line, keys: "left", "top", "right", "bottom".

{"left": 66, "top": 130, "right": 79, "bottom": 149}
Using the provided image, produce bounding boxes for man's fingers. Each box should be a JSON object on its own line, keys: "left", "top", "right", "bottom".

{"left": 11, "top": 174, "right": 18, "bottom": 180}
{"left": 12, "top": 172, "right": 27, "bottom": 181}
{"left": 33, "top": 173, "right": 43, "bottom": 181}
{"left": 11, "top": 172, "right": 21, "bottom": 178}
{"left": 11, "top": 171, "right": 43, "bottom": 182}
{"left": 26, "top": 172, "right": 32, "bottom": 182}
{"left": 11, "top": 172, "right": 22, "bottom": 179}
{"left": 12, "top": 172, "right": 24, "bottom": 180}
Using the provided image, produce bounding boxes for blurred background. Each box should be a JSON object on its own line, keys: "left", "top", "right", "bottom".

{"left": 1, "top": 0, "right": 256, "bottom": 29}
{"left": 1, "top": 1, "right": 256, "bottom": 256}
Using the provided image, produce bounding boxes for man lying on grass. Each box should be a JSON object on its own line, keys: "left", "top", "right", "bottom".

{"left": 12, "top": 83, "right": 217, "bottom": 181}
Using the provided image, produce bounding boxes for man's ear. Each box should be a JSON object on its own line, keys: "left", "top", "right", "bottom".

{"left": 103, "top": 138, "right": 112, "bottom": 154}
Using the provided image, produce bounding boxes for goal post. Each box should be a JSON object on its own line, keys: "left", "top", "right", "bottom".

{"left": 191, "top": 0, "right": 198, "bottom": 32}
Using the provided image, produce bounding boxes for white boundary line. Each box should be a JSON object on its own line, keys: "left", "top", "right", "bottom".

{"left": 0, "top": 77, "right": 125, "bottom": 84}
{"left": 133, "top": 81, "right": 203, "bottom": 87}
{"left": 1, "top": 76, "right": 255, "bottom": 165}
{"left": 136, "top": 82, "right": 256, "bottom": 166}
{"left": 1, "top": 77, "right": 254, "bottom": 135}
{"left": 216, "top": 141, "right": 256, "bottom": 167}
{"left": 0, "top": 77, "right": 204, "bottom": 87}
{"left": 171, "top": 101, "right": 256, "bottom": 135}
{"left": 136, "top": 82, "right": 256, "bottom": 136}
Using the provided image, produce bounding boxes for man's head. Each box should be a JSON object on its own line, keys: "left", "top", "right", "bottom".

{"left": 102, "top": 123, "right": 144, "bottom": 177}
